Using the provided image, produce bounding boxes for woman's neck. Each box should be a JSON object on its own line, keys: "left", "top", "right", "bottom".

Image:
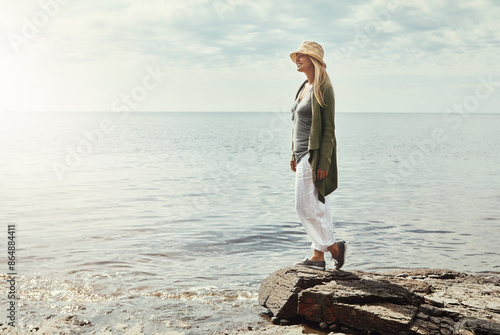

{"left": 305, "top": 70, "right": 315, "bottom": 86}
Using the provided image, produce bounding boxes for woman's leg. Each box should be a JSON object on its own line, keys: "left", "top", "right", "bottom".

{"left": 310, "top": 243, "right": 340, "bottom": 262}
{"left": 295, "top": 154, "right": 336, "bottom": 259}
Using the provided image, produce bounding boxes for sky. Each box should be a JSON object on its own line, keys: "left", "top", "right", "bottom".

{"left": 0, "top": 0, "right": 499, "bottom": 113}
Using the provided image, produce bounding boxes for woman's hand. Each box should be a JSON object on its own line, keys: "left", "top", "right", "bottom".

{"left": 316, "top": 168, "right": 328, "bottom": 181}
{"left": 290, "top": 161, "right": 297, "bottom": 172}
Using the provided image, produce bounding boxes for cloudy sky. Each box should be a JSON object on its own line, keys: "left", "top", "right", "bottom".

{"left": 0, "top": 0, "right": 499, "bottom": 113}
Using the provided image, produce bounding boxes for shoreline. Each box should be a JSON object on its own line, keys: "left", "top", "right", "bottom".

{"left": 2, "top": 268, "right": 498, "bottom": 335}
{"left": 1, "top": 318, "right": 342, "bottom": 335}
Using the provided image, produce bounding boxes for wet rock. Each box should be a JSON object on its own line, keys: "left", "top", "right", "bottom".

{"left": 261, "top": 310, "right": 273, "bottom": 317}
{"left": 329, "top": 323, "right": 340, "bottom": 331}
{"left": 319, "top": 321, "right": 328, "bottom": 329}
{"left": 27, "top": 315, "right": 94, "bottom": 334}
{"left": 79, "top": 319, "right": 91, "bottom": 326}
{"left": 270, "top": 317, "right": 279, "bottom": 325}
{"left": 280, "top": 318, "right": 292, "bottom": 325}
{"left": 259, "top": 267, "right": 500, "bottom": 335}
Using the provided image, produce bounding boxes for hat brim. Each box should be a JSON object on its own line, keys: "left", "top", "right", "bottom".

{"left": 290, "top": 51, "right": 326, "bottom": 68}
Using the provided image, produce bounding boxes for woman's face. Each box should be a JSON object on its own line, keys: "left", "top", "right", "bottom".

{"left": 295, "top": 53, "right": 313, "bottom": 73}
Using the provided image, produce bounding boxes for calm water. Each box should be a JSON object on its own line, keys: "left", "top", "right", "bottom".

{"left": 0, "top": 112, "right": 499, "bottom": 333}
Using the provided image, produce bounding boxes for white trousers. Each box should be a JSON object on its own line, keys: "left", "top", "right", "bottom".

{"left": 295, "top": 153, "right": 336, "bottom": 252}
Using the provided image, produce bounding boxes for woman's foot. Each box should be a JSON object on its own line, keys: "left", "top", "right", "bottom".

{"left": 330, "top": 241, "right": 347, "bottom": 270}
{"left": 293, "top": 258, "right": 326, "bottom": 271}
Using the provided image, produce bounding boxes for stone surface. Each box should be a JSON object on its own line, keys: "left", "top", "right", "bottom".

{"left": 215, "top": 324, "right": 311, "bottom": 335}
{"left": 258, "top": 266, "right": 358, "bottom": 318}
{"left": 259, "top": 267, "right": 500, "bottom": 335}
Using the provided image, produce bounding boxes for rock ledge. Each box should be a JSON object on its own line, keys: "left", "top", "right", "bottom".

{"left": 258, "top": 267, "right": 500, "bottom": 334}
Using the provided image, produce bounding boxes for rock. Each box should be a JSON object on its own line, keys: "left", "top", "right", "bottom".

{"left": 258, "top": 266, "right": 358, "bottom": 318}
{"left": 329, "top": 323, "right": 340, "bottom": 331}
{"left": 280, "top": 318, "right": 292, "bottom": 325}
{"left": 261, "top": 310, "right": 273, "bottom": 317}
{"left": 223, "top": 325, "right": 311, "bottom": 335}
{"left": 20, "top": 315, "right": 95, "bottom": 334}
{"left": 79, "top": 319, "right": 91, "bottom": 326}
{"left": 270, "top": 317, "right": 279, "bottom": 325}
{"left": 319, "top": 321, "right": 328, "bottom": 329}
{"left": 259, "top": 267, "right": 500, "bottom": 335}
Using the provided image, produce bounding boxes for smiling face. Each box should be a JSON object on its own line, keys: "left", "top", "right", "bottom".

{"left": 295, "top": 53, "right": 313, "bottom": 73}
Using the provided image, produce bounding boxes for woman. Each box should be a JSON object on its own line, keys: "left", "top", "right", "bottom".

{"left": 289, "top": 41, "right": 346, "bottom": 271}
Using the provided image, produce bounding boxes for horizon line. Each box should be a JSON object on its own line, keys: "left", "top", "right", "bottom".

{"left": 2, "top": 111, "right": 500, "bottom": 114}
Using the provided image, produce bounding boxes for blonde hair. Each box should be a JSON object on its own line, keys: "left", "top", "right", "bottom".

{"left": 309, "top": 57, "right": 332, "bottom": 107}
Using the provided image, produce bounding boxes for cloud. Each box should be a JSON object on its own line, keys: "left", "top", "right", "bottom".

{"left": 0, "top": 0, "right": 499, "bottom": 112}
{"left": 6, "top": 0, "right": 498, "bottom": 71}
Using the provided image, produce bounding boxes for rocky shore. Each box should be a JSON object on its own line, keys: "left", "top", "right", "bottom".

{"left": 2, "top": 268, "right": 498, "bottom": 334}
{"left": 257, "top": 267, "right": 500, "bottom": 335}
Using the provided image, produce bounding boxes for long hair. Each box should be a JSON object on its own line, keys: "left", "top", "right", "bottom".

{"left": 309, "top": 57, "right": 332, "bottom": 107}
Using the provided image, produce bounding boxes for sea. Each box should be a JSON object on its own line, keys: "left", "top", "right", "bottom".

{"left": 0, "top": 111, "right": 499, "bottom": 334}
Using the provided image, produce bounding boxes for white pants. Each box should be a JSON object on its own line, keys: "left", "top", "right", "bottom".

{"left": 295, "top": 153, "right": 336, "bottom": 252}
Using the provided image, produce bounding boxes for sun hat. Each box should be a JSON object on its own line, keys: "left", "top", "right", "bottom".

{"left": 290, "top": 41, "right": 326, "bottom": 68}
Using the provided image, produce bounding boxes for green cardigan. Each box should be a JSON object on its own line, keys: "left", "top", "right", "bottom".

{"left": 291, "top": 79, "right": 338, "bottom": 203}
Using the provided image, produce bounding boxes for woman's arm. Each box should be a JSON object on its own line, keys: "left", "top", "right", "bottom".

{"left": 318, "top": 85, "right": 335, "bottom": 173}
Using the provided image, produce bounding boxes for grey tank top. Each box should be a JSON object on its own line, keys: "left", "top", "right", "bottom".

{"left": 292, "top": 85, "right": 313, "bottom": 164}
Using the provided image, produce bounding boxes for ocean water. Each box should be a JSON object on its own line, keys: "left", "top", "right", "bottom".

{"left": 0, "top": 111, "right": 499, "bottom": 334}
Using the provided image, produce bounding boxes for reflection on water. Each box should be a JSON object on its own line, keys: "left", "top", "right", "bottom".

{"left": 0, "top": 112, "right": 499, "bottom": 333}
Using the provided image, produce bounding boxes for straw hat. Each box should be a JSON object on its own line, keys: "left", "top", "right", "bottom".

{"left": 290, "top": 41, "right": 326, "bottom": 68}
